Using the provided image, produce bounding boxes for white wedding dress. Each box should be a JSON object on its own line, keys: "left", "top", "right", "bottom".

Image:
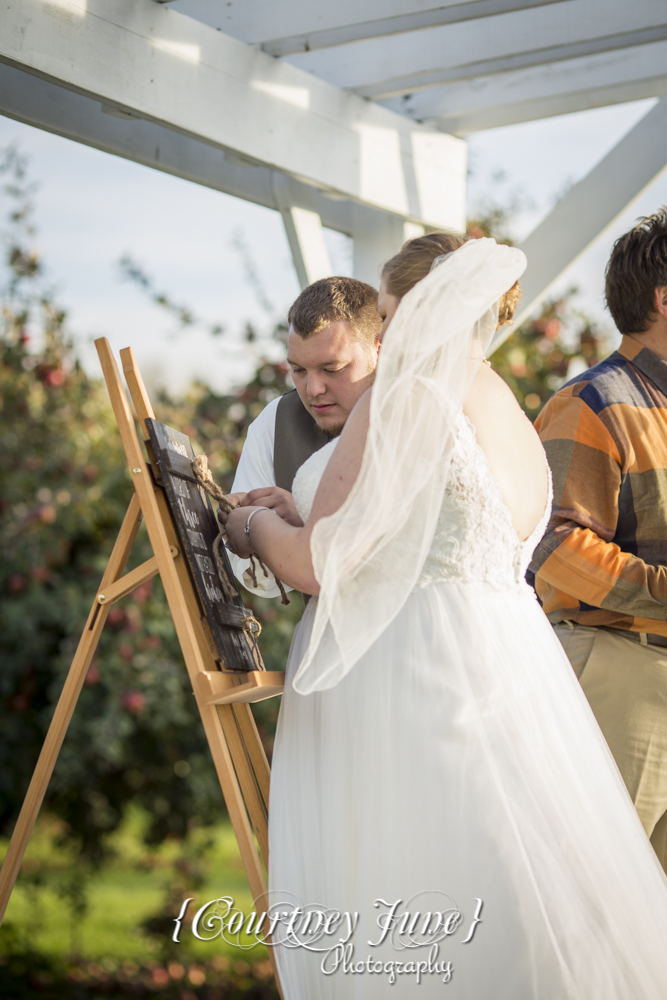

{"left": 268, "top": 412, "right": 667, "bottom": 998}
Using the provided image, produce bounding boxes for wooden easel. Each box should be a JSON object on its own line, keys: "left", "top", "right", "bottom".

{"left": 0, "top": 339, "right": 285, "bottom": 992}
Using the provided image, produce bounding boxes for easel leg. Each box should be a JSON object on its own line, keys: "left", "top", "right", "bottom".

{"left": 217, "top": 705, "right": 269, "bottom": 867}
{"left": 233, "top": 703, "right": 271, "bottom": 810}
{"left": 195, "top": 702, "right": 284, "bottom": 996}
{"left": 0, "top": 495, "right": 143, "bottom": 924}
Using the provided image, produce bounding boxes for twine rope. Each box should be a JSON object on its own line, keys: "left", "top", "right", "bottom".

{"left": 192, "top": 454, "right": 290, "bottom": 606}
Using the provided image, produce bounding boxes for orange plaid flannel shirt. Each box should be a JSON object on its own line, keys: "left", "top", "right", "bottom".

{"left": 529, "top": 335, "right": 667, "bottom": 636}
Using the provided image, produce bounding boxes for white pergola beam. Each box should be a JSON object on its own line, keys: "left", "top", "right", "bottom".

{"left": 164, "top": 0, "right": 565, "bottom": 51}
{"left": 286, "top": 0, "right": 667, "bottom": 97}
{"left": 0, "top": 63, "right": 356, "bottom": 234}
{"left": 359, "top": 23, "right": 667, "bottom": 99}
{"left": 490, "top": 92, "right": 667, "bottom": 351}
{"left": 0, "top": 0, "right": 466, "bottom": 231}
{"left": 0, "top": 62, "right": 407, "bottom": 288}
{"left": 382, "top": 40, "right": 667, "bottom": 134}
{"left": 230, "top": 1, "right": 566, "bottom": 57}
{"left": 262, "top": 1, "right": 565, "bottom": 57}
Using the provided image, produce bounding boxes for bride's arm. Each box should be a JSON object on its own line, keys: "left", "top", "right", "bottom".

{"left": 222, "top": 391, "right": 371, "bottom": 595}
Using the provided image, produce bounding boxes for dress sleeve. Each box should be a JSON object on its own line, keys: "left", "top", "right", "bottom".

{"left": 228, "top": 398, "right": 291, "bottom": 599}
{"left": 530, "top": 392, "right": 667, "bottom": 621}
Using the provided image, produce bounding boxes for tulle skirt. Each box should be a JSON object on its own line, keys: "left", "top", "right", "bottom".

{"left": 268, "top": 581, "right": 667, "bottom": 998}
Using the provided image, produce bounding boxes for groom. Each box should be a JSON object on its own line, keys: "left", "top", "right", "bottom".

{"left": 226, "top": 276, "right": 381, "bottom": 597}
{"left": 530, "top": 209, "right": 667, "bottom": 871}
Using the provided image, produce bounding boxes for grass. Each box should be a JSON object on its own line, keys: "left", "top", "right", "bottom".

{"left": 1, "top": 807, "right": 266, "bottom": 967}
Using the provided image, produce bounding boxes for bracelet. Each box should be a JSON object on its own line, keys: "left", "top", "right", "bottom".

{"left": 244, "top": 506, "right": 275, "bottom": 548}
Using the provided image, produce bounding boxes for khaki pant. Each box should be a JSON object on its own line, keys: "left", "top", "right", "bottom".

{"left": 554, "top": 622, "right": 667, "bottom": 872}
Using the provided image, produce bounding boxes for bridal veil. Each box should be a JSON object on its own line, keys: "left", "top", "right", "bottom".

{"left": 293, "top": 237, "right": 525, "bottom": 694}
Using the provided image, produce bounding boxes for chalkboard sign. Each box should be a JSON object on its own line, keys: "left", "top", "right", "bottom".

{"left": 145, "top": 419, "right": 262, "bottom": 674}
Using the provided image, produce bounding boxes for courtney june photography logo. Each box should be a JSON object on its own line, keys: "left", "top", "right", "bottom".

{"left": 173, "top": 891, "right": 484, "bottom": 986}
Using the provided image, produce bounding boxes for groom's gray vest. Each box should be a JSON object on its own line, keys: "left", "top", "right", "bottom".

{"left": 273, "top": 389, "right": 328, "bottom": 491}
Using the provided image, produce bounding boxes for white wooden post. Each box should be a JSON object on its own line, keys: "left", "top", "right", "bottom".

{"left": 281, "top": 208, "right": 333, "bottom": 289}
{"left": 352, "top": 206, "right": 406, "bottom": 287}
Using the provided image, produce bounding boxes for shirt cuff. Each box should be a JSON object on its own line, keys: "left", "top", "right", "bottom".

{"left": 228, "top": 552, "right": 293, "bottom": 600}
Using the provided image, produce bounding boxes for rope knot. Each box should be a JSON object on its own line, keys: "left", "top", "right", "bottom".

{"left": 192, "top": 454, "right": 290, "bottom": 606}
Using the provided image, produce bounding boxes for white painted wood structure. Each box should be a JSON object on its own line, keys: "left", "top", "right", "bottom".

{"left": 1, "top": 1, "right": 667, "bottom": 340}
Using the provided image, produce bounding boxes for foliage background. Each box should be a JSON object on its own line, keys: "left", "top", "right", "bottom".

{"left": 0, "top": 149, "right": 608, "bottom": 996}
{"left": 0, "top": 147, "right": 301, "bottom": 866}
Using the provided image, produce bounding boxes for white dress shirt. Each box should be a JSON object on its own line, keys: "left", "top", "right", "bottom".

{"left": 228, "top": 396, "right": 291, "bottom": 599}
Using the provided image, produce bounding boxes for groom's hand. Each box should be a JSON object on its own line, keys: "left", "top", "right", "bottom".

{"left": 241, "top": 487, "right": 304, "bottom": 527}
{"left": 217, "top": 493, "right": 246, "bottom": 531}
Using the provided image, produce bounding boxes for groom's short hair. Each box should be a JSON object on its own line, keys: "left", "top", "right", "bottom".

{"left": 605, "top": 207, "right": 667, "bottom": 334}
{"left": 288, "top": 277, "right": 381, "bottom": 347}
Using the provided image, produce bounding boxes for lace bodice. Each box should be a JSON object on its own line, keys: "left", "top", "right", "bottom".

{"left": 416, "top": 413, "right": 552, "bottom": 590}
{"left": 292, "top": 415, "right": 552, "bottom": 591}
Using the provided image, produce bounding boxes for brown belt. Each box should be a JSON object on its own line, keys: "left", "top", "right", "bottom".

{"left": 602, "top": 625, "right": 667, "bottom": 646}
{"left": 558, "top": 621, "right": 667, "bottom": 649}
{"left": 599, "top": 625, "right": 667, "bottom": 649}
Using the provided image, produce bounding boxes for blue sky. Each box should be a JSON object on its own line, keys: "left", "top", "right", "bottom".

{"left": 1, "top": 97, "right": 666, "bottom": 394}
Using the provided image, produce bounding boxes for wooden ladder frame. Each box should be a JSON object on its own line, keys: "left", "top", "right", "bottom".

{"left": 0, "top": 339, "right": 284, "bottom": 994}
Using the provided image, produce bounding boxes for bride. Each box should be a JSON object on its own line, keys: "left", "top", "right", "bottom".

{"left": 221, "top": 236, "right": 667, "bottom": 998}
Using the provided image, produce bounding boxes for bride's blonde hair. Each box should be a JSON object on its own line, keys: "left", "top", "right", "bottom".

{"left": 382, "top": 232, "right": 521, "bottom": 327}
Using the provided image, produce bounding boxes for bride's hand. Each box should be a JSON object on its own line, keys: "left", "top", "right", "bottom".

{"left": 223, "top": 507, "right": 256, "bottom": 559}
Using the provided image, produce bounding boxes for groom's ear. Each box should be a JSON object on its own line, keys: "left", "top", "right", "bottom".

{"left": 373, "top": 335, "right": 381, "bottom": 362}
{"left": 656, "top": 286, "right": 667, "bottom": 321}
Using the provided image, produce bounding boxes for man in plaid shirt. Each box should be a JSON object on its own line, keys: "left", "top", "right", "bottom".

{"left": 530, "top": 208, "right": 667, "bottom": 871}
